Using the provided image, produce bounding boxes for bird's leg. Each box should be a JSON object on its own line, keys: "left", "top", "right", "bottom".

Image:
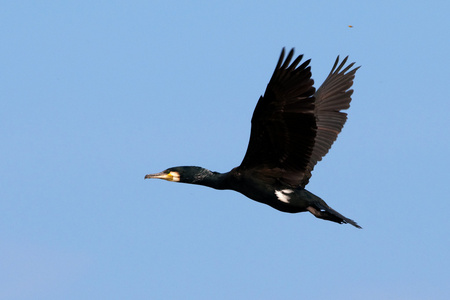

{"left": 307, "top": 206, "right": 324, "bottom": 218}
{"left": 307, "top": 205, "right": 361, "bottom": 228}
{"left": 306, "top": 206, "right": 343, "bottom": 224}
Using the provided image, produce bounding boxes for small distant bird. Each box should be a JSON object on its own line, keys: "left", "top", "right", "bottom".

{"left": 348, "top": 25, "right": 354, "bottom": 28}
{"left": 146, "top": 48, "right": 361, "bottom": 228}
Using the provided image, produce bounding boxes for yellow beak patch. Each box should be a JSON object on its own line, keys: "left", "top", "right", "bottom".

{"left": 145, "top": 171, "right": 180, "bottom": 182}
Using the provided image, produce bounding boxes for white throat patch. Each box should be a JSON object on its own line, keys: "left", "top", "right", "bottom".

{"left": 275, "top": 189, "right": 294, "bottom": 203}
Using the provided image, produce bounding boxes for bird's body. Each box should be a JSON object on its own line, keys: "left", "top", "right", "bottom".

{"left": 146, "top": 48, "right": 361, "bottom": 228}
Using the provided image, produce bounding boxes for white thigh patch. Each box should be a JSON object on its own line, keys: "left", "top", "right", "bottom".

{"left": 274, "top": 189, "right": 294, "bottom": 203}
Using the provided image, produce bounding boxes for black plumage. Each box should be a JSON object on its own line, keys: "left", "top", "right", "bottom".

{"left": 145, "top": 48, "right": 361, "bottom": 228}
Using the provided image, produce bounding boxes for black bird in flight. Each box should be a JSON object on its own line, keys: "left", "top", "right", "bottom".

{"left": 146, "top": 48, "right": 361, "bottom": 228}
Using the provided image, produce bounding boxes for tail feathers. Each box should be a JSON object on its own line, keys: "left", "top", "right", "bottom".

{"left": 307, "top": 204, "right": 362, "bottom": 229}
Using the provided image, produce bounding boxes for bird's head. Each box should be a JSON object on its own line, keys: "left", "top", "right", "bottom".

{"left": 145, "top": 166, "right": 214, "bottom": 184}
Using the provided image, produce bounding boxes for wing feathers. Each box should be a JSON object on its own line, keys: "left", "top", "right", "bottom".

{"left": 300, "top": 56, "right": 359, "bottom": 186}
{"left": 239, "top": 49, "right": 359, "bottom": 187}
{"left": 239, "top": 49, "right": 316, "bottom": 185}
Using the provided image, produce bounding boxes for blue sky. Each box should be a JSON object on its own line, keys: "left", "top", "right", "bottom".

{"left": 2, "top": 1, "right": 450, "bottom": 299}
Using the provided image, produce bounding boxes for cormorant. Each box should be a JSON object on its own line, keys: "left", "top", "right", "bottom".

{"left": 145, "top": 48, "right": 361, "bottom": 228}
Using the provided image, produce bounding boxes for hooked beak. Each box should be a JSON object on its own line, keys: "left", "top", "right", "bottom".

{"left": 144, "top": 171, "right": 180, "bottom": 182}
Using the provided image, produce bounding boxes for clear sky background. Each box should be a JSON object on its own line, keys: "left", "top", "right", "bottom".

{"left": 1, "top": 1, "right": 450, "bottom": 299}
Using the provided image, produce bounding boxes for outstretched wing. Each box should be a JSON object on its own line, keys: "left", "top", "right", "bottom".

{"left": 238, "top": 48, "right": 317, "bottom": 186}
{"left": 238, "top": 49, "right": 359, "bottom": 188}
{"left": 300, "top": 56, "right": 360, "bottom": 186}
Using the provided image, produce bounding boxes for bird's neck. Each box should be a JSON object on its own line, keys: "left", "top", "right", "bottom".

{"left": 187, "top": 168, "right": 230, "bottom": 190}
